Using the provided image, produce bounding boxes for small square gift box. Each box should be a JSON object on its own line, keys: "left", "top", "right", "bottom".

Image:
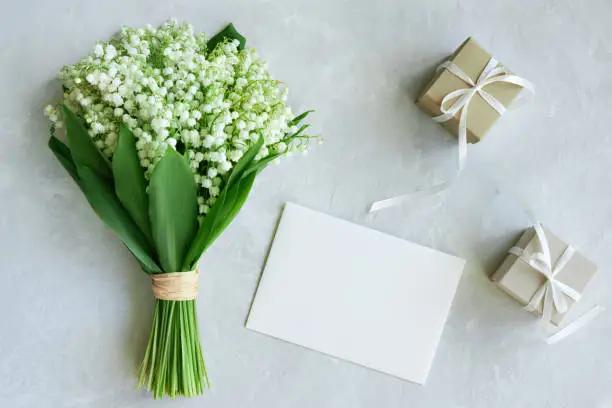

{"left": 367, "top": 38, "right": 535, "bottom": 213}
{"left": 416, "top": 37, "right": 533, "bottom": 144}
{"left": 491, "top": 224, "right": 598, "bottom": 330}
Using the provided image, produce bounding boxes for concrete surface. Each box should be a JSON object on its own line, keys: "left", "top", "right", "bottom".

{"left": 1, "top": 0, "right": 611, "bottom": 407}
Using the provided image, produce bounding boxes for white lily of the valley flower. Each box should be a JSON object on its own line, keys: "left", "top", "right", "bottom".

{"left": 44, "top": 20, "right": 314, "bottom": 214}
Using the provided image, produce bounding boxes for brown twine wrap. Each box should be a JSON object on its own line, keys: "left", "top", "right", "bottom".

{"left": 151, "top": 270, "right": 199, "bottom": 301}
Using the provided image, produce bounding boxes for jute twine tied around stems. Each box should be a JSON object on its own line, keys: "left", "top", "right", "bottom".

{"left": 151, "top": 270, "right": 199, "bottom": 301}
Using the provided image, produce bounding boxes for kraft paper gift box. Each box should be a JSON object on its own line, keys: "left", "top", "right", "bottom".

{"left": 491, "top": 226, "right": 598, "bottom": 325}
{"left": 416, "top": 37, "right": 525, "bottom": 143}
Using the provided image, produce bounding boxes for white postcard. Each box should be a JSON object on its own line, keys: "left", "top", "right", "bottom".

{"left": 246, "top": 203, "right": 465, "bottom": 384}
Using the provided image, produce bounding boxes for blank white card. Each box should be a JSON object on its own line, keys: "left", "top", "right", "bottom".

{"left": 246, "top": 203, "right": 465, "bottom": 384}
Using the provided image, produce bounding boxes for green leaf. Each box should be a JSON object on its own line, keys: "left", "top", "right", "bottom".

{"left": 243, "top": 153, "right": 282, "bottom": 178}
{"left": 288, "top": 110, "right": 314, "bottom": 126}
{"left": 48, "top": 135, "right": 80, "bottom": 183}
{"left": 77, "top": 166, "right": 162, "bottom": 273}
{"left": 241, "top": 122, "right": 314, "bottom": 178}
{"left": 113, "top": 126, "right": 152, "bottom": 241}
{"left": 208, "top": 172, "right": 256, "bottom": 248}
{"left": 62, "top": 105, "right": 113, "bottom": 180}
{"left": 183, "top": 171, "right": 256, "bottom": 270}
{"left": 182, "top": 137, "right": 264, "bottom": 268}
{"left": 226, "top": 135, "right": 264, "bottom": 188}
{"left": 290, "top": 124, "right": 310, "bottom": 138}
{"left": 149, "top": 149, "right": 198, "bottom": 272}
{"left": 207, "top": 23, "right": 246, "bottom": 53}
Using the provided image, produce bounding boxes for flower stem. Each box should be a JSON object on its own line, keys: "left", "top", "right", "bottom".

{"left": 138, "top": 299, "right": 209, "bottom": 398}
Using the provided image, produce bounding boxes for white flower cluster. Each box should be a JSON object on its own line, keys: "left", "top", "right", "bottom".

{"left": 45, "top": 20, "right": 315, "bottom": 214}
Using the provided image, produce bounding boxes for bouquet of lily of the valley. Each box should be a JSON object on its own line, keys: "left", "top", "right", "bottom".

{"left": 44, "top": 20, "right": 315, "bottom": 399}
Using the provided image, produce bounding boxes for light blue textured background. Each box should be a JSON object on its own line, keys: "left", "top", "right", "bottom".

{"left": 1, "top": 1, "right": 611, "bottom": 407}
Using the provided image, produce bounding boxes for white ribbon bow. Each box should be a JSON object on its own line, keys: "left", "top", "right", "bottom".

{"left": 509, "top": 224, "right": 581, "bottom": 324}
{"left": 509, "top": 223, "right": 603, "bottom": 344}
{"left": 369, "top": 57, "right": 534, "bottom": 212}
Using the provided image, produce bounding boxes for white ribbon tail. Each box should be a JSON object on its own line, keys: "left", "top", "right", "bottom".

{"left": 368, "top": 179, "right": 452, "bottom": 212}
{"left": 456, "top": 101, "right": 469, "bottom": 171}
{"left": 546, "top": 305, "right": 606, "bottom": 344}
{"left": 550, "top": 281, "right": 569, "bottom": 315}
{"left": 368, "top": 56, "right": 533, "bottom": 212}
{"left": 540, "top": 285, "right": 555, "bottom": 331}
{"left": 552, "top": 279, "right": 581, "bottom": 302}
